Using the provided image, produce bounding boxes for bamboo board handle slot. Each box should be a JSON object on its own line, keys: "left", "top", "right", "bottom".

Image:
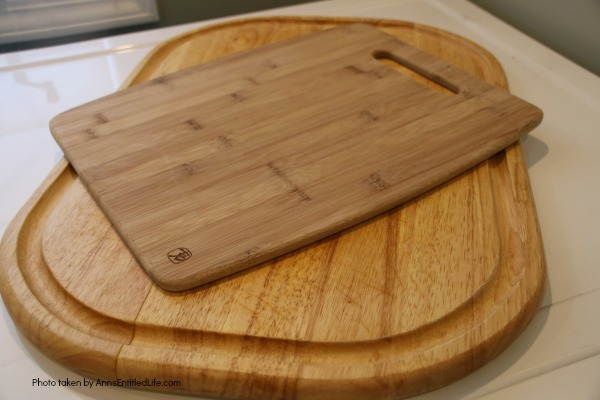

{"left": 372, "top": 50, "right": 459, "bottom": 95}
{"left": 373, "top": 32, "right": 500, "bottom": 96}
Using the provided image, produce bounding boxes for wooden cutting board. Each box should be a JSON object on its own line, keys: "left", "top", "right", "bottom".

{"left": 49, "top": 23, "right": 542, "bottom": 291}
{"left": 0, "top": 17, "right": 546, "bottom": 400}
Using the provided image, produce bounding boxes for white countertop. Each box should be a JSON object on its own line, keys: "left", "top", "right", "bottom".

{"left": 1, "top": 0, "right": 599, "bottom": 399}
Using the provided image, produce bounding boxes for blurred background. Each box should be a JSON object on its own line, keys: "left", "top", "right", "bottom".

{"left": 0, "top": 0, "right": 598, "bottom": 76}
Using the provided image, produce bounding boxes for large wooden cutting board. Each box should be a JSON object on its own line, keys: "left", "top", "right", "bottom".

{"left": 50, "top": 23, "right": 542, "bottom": 290}
{"left": 0, "top": 17, "right": 545, "bottom": 400}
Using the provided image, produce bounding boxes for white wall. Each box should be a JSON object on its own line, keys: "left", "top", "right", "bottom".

{"left": 470, "top": 0, "right": 600, "bottom": 76}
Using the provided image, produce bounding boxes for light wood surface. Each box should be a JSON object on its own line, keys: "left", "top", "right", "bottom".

{"left": 0, "top": 17, "right": 545, "bottom": 399}
{"left": 50, "top": 23, "right": 542, "bottom": 290}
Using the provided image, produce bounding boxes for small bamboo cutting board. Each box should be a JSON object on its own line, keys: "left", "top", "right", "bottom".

{"left": 0, "top": 17, "right": 546, "bottom": 400}
{"left": 50, "top": 23, "right": 542, "bottom": 290}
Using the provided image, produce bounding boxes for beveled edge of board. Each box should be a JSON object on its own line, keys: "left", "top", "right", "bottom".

{"left": 0, "top": 16, "right": 546, "bottom": 400}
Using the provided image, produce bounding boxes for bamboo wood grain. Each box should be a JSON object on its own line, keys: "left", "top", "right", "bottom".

{"left": 49, "top": 23, "right": 542, "bottom": 291}
{"left": 0, "top": 17, "right": 546, "bottom": 400}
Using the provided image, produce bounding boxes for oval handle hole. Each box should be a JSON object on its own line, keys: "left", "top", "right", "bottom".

{"left": 372, "top": 50, "right": 459, "bottom": 96}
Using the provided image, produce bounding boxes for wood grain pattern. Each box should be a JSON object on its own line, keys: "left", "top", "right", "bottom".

{"left": 49, "top": 23, "right": 542, "bottom": 290}
{"left": 0, "top": 17, "right": 546, "bottom": 400}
